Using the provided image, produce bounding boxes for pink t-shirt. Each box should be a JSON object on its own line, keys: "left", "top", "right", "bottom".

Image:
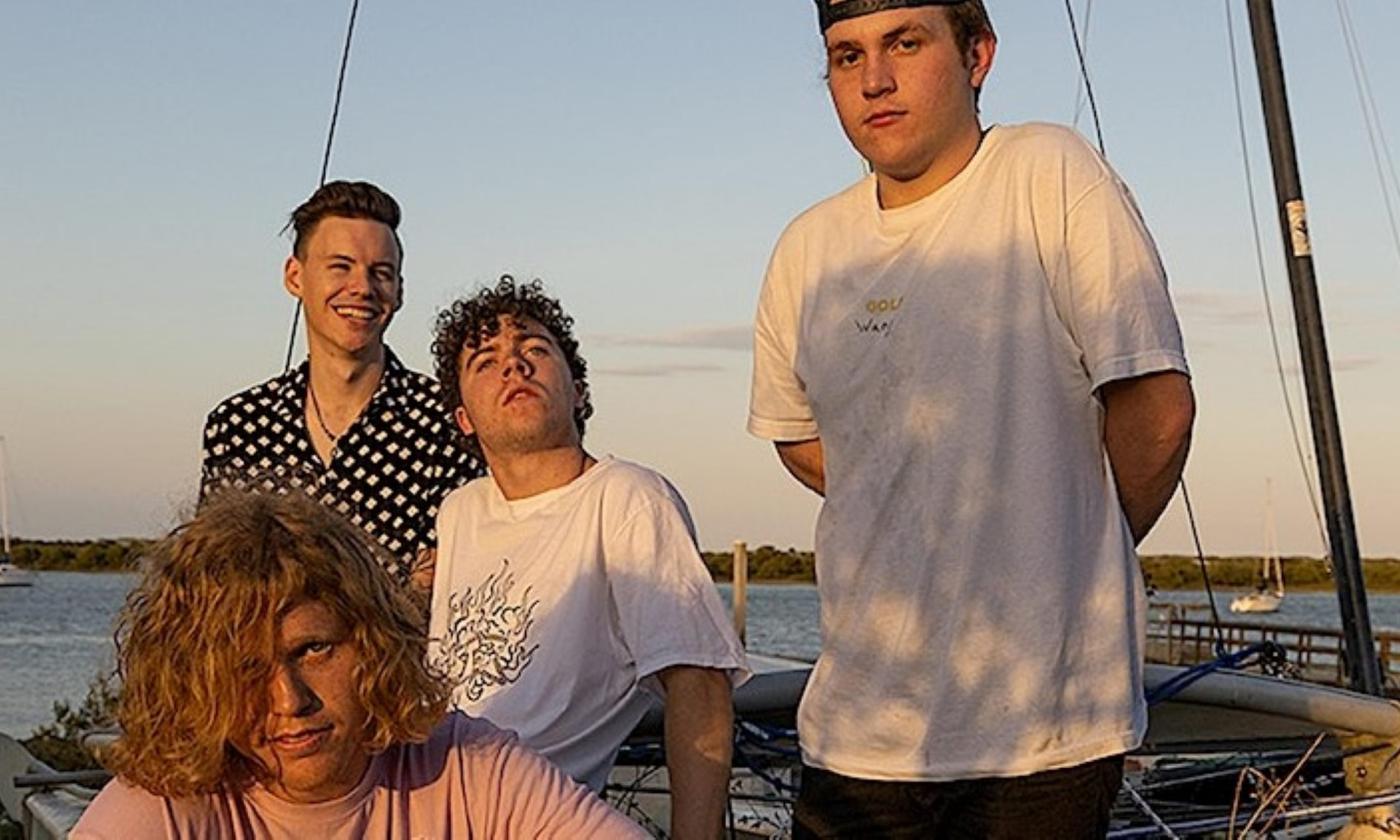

{"left": 71, "top": 713, "right": 646, "bottom": 839}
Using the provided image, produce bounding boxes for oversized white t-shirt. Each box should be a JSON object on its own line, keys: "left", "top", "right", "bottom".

{"left": 428, "top": 456, "right": 749, "bottom": 791}
{"left": 71, "top": 713, "right": 646, "bottom": 839}
{"left": 749, "top": 123, "right": 1188, "bottom": 781}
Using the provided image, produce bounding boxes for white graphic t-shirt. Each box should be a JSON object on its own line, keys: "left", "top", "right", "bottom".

{"left": 429, "top": 456, "right": 749, "bottom": 790}
{"left": 749, "top": 123, "right": 1189, "bottom": 781}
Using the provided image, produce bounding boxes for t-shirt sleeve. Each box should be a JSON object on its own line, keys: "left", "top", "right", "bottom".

{"left": 69, "top": 778, "right": 176, "bottom": 839}
{"left": 465, "top": 722, "right": 649, "bottom": 838}
{"left": 748, "top": 230, "right": 820, "bottom": 442}
{"left": 604, "top": 481, "right": 749, "bottom": 690}
{"left": 1052, "top": 170, "right": 1189, "bottom": 391}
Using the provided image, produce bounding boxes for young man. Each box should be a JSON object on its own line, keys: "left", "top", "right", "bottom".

{"left": 428, "top": 276, "right": 748, "bottom": 840}
{"left": 200, "top": 181, "right": 479, "bottom": 587}
{"left": 749, "top": 2, "right": 1195, "bottom": 837}
{"left": 72, "top": 490, "right": 644, "bottom": 838}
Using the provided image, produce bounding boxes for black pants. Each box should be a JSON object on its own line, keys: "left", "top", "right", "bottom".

{"left": 792, "top": 755, "right": 1124, "bottom": 839}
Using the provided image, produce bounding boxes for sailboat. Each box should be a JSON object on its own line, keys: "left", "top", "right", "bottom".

{"left": 1231, "top": 480, "right": 1284, "bottom": 613}
{"left": 0, "top": 436, "right": 34, "bottom": 588}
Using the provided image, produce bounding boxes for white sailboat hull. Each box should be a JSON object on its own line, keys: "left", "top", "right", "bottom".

{"left": 1230, "top": 590, "right": 1282, "bottom": 613}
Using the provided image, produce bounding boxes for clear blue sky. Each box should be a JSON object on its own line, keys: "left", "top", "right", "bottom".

{"left": 2, "top": 1, "right": 1398, "bottom": 557}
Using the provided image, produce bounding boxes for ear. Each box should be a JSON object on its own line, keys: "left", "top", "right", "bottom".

{"left": 966, "top": 32, "right": 996, "bottom": 90}
{"left": 454, "top": 405, "right": 475, "bottom": 439}
{"left": 573, "top": 381, "right": 586, "bottom": 410}
{"left": 284, "top": 255, "right": 305, "bottom": 300}
{"left": 392, "top": 275, "right": 405, "bottom": 312}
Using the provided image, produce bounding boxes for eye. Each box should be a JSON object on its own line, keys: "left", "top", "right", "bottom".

{"left": 294, "top": 640, "right": 333, "bottom": 660}
{"left": 475, "top": 357, "right": 497, "bottom": 373}
{"left": 526, "top": 345, "right": 549, "bottom": 356}
{"left": 833, "top": 50, "right": 861, "bottom": 69}
{"left": 894, "top": 37, "right": 921, "bottom": 54}
{"left": 329, "top": 262, "right": 350, "bottom": 273}
{"left": 372, "top": 267, "right": 397, "bottom": 283}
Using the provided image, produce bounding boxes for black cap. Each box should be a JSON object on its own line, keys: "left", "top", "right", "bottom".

{"left": 816, "top": 0, "right": 962, "bottom": 34}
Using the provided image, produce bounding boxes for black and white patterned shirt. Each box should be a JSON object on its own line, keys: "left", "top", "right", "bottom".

{"left": 199, "top": 349, "right": 481, "bottom": 584}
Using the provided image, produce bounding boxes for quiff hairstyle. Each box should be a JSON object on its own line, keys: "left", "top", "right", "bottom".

{"left": 105, "top": 489, "right": 448, "bottom": 798}
{"left": 431, "top": 275, "right": 593, "bottom": 463}
{"left": 287, "top": 180, "right": 405, "bottom": 269}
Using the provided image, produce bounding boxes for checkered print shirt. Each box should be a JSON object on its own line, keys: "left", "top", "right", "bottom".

{"left": 199, "top": 350, "right": 481, "bottom": 584}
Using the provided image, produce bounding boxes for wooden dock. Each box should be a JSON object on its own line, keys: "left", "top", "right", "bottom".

{"left": 1146, "top": 602, "right": 1400, "bottom": 691}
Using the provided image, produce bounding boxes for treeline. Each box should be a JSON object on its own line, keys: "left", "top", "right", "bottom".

{"left": 701, "top": 547, "right": 1400, "bottom": 591}
{"left": 4, "top": 538, "right": 147, "bottom": 572}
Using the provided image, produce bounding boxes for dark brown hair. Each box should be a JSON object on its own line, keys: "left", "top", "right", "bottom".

{"left": 431, "top": 276, "right": 593, "bottom": 462}
{"left": 287, "top": 180, "right": 404, "bottom": 268}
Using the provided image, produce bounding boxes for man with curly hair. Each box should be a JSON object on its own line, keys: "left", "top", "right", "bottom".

{"left": 748, "top": 1, "right": 1195, "bottom": 836}
{"left": 200, "top": 181, "right": 479, "bottom": 590}
{"left": 427, "top": 276, "right": 748, "bottom": 840}
{"left": 70, "top": 489, "right": 644, "bottom": 838}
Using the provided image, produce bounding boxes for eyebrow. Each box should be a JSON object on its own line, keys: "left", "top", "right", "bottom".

{"left": 463, "top": 330, "right": 556, "bottom": 369}
{"left": 826, "top": 22, "right": 931, "bottom": 55}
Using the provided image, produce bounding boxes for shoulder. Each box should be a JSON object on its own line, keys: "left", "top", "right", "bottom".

{"left": 986, "top": 122, "right": 1117, "bottom": 194}
{"left": 439, "top": 476, "right": 494, "bottom": 517}
{"left": 204, "top": 370, "right": 295, "bottom": 429}
{"left": 774, "top": 176, "right": 873, "bottom": 251}
{"left": 72, "top": 777, "right": 211, "bottom": 838}
{"left": 589, "top": 458, "right": 688, "bottom": 513}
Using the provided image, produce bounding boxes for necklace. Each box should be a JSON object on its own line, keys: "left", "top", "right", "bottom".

{"left": 307, "top": 378, "right": 342, "bottom": 443}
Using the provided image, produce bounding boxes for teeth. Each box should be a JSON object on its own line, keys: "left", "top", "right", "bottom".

{"left": 333, "top": 307, "right": 377, "bottom": 321}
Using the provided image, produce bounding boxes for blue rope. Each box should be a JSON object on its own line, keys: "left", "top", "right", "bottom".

{"left": 1146, "top": 641, "right": 1286, "bottom": 706}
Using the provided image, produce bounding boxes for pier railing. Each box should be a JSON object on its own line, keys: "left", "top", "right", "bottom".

{"left": 1146, "top": 602, "right": 1400, "bottom": 691}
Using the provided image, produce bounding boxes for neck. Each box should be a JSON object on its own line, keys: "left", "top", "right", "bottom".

{"left": 306, "top": 344, "right": 386, "bottom": 426}
{"left": 876, "top": 120, "right": 985, "bottom": 210}
{"left": 486, "top": 445, "right": 593, "bottom": 501}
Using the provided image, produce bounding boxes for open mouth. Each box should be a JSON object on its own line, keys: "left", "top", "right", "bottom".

{"left": 503, "top": 386, "right": 539, "bottom": 405}
{"left": 332, "top": 304, "right": 381, "bottom": 323}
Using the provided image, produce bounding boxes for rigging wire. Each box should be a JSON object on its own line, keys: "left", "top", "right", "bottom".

{"left": 1334, "top": 0, "right": 1400, "bottom": 275}
{"left": 1062, "top": 0, "right": 1105, "bottom": 156}
{"left": 1180, "top": 481, "right": 1227, "bottom": 655}
{"left": 281, "top": 0, "right": 363, "bottom": 374}
{"left": 1069, "top": 0, "right": 1095, "bottom": 130}
{"left": 1223, "top": 0, "right": 1332, "bottom": 561}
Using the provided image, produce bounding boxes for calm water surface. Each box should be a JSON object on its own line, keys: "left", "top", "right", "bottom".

{"left": 4, "top": 574, "right": 1398, "bottom": 738}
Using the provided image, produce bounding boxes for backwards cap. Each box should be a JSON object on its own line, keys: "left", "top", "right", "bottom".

{"left": 817, "top": 0, "right": 962, "bottom": 34}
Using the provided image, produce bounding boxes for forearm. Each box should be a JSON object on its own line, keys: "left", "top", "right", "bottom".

{"left": 1101, "top": 372, "right": 1195, "bottom": 544}
{"left": 660, "top": 667, "right": 733, "bottom": 840}
{"left": 775, "top": 438, "right": 825, "bottom": 496}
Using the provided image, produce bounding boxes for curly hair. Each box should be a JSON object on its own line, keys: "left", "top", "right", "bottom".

{"left": 285, "top": 180, "right": 405, "bottom": 269}
{"left": 431, "top": 275, "right": 594, "bottom": 462}
{"left": 105, "top": 489, "right": 448, "bottom": 798}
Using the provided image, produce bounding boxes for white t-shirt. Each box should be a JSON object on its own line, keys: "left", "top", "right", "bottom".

{"left": 749, "top": 123, "right": 1188, "bottom": 782}
{"left": 429, "top": 456, "right": 749, "bottom": 791}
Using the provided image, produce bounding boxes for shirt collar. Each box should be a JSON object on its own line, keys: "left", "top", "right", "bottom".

{"left": 274, "top": 346, "right": 407, "bottom": 422}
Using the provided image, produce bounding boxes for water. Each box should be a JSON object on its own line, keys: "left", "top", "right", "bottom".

{"left": 5, "top": 574, "right": 1400, "bottom": 739}
{"left": 0, "top": 571, "right": 139, "bottom": 737}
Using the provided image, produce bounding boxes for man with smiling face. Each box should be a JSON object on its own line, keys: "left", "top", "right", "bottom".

{"left": 427, "top": 277, "right": 748, "bottom": 840}
{"left": 749, "top": 1, "right": 1195, "bottom": 836}
{"left": 200, "top": 181, "right": 479, "bottom": 589}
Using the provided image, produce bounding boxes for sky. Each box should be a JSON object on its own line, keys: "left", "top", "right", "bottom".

{"left": 1, "top": 1, "right": 1398, "bottom": 558}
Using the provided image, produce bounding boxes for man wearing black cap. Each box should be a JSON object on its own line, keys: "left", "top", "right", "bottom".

{"left": 748, "top": 2, "right": 1195, "bottom": 836}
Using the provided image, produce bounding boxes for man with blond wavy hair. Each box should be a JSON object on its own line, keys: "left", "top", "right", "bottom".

{"left": 71, "top": 489, "right": 644, "bottom": 838}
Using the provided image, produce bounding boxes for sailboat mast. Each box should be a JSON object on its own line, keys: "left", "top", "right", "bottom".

{"left": 0, "top": 436, "right": 11, "bottom": 558}
{"left": 1245, "top": 0, "right": 1381, "bottom": 696}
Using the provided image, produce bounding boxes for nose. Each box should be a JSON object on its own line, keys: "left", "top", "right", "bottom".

{"left": 270, "top": 663, "right": 320, "bottom": 717}
{"left": 862, "top": 52, "right": 896, "bottom": 99}
{"left": 500, "top": 349, "right": 534, "bottom": 380}
{"left": 343, "top": 265, "right": 373, "bottom": 297}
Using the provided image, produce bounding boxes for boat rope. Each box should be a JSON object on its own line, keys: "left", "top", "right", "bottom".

{"left": 1145, "top": 640, "right": 1288, "bottom": 706}
{"left": 1236, "top": 733, "right": 1326, "bottom": 838}
{"left": 1062, "top": 0, "right": 1105, "bottom": 155}
{"left": 1180, "top": 480, "right": 1228, "bottom": 655}
{"left": 1121, "top": 778, "right": 1182, "bottom": 840}
{"left": 1223, "top": 0, "right": 1334, "bottom": 565}
{"left": 1335, "top": 0, "right": 1400, "bottom": 276}
{"left": 281, "top": 0, "right": 363, "bottom": 374}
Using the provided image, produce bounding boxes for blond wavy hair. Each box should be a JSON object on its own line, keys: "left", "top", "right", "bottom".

{"left": 105, "top": 489, "right": 449, "bottom": 797}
